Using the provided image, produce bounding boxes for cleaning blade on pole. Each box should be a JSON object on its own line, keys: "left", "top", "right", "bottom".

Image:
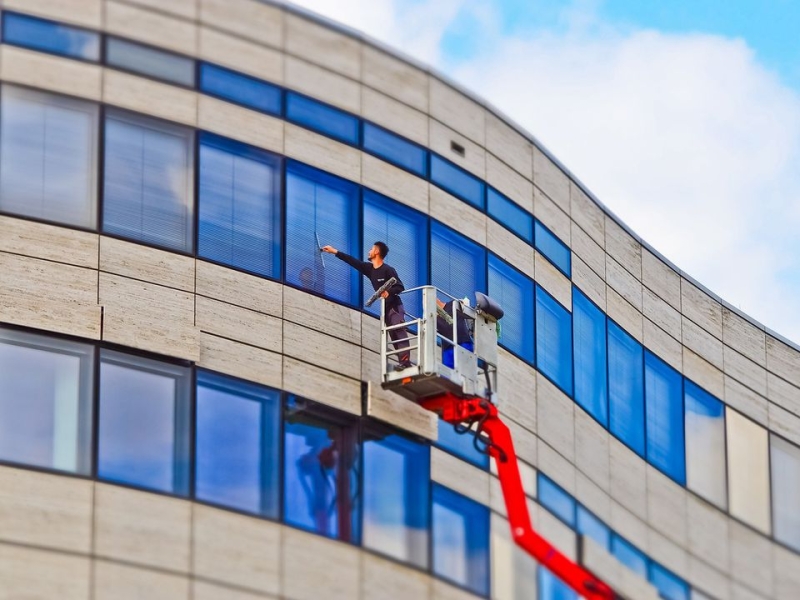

{"left": 315, "top": 231, "right": 325, "bottom": 268}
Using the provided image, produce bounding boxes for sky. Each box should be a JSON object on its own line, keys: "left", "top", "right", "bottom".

{"left": 288, "top": 0, "right": 800, "bottom": 347}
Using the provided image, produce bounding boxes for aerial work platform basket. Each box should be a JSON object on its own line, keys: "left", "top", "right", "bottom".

{"left": 376, "top": 285, "right": 618, "bottom": 600}
{"left": 380, "top": 285, "right": 500, "bottom": 403}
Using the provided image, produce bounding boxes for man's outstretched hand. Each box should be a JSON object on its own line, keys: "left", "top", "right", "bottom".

{"left": 321, "top": 245, "right": 337, "bottom": 254}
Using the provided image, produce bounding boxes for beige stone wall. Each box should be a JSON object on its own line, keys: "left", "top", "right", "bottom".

{"left": 1, "top": 1, "right": 800, "bottom": 599}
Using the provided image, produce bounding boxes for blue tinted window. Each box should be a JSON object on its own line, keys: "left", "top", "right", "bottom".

{"left": 649, "top": 563, "right": 690, "bottom": 600}
{"left": 534, "top": 221, "right": 571, "bottom": 276}
{"left": 487, "top": 188, "right": 533, "bottom": 243}
{"left": 103, "top": 110, "right": 194, "bottom": 252}
{"left": 3, "top": 12, "right": 100, "bottom": 60}
{"left": 538, "top": 474, "right": 576, "bottom": 526}
{"left": 106, "top": 37, "right": 195, "bottom": 86}
{"left": 285, "top": 161, "right": 360, "bottom": 305}
{"left": 98, "top": 350, "right": 191, "bottom": 495}
{"left": 363, "top": 430, "right": 430, "bottom": 567}
{"left": 195, "top": 371, "right": 280, "bottom": 516}
{"left": 430, "top": 155, "right": 485, "bottom": 209}
{"left": 286, "top": 92, "right": 359, "bottom": 144}
{"left": 608, "top": 321, "right": 645, "bottom": 456}
{"left": 432, "top": 484, "right": 489, "bottom": 596}
{"left": 611, "top": 535, "right": 647, "bottom": 578}
{"left": 199, "top": 133, "right": 282, "bottom": 278}
{"left": 685, "top": 381, "right": 727, "bottom": 507}
{"left": 363, "top": 191, "right": 428, "bottom": 318}
{"left": 535, "top": 285, "right": 573, "bottom": 395}
{"left": 0, "top": 85, "right": 99, "bottom": 229}
{"left": 573, "top": 289, "right": 608, "bottom": 426}
{"left": 645, "top": 351, "right": 685, "bottom": 484}
{"left": 199, "top": 63, "right": 282, "bottom": 115}
{"left": 576, "top": 505, "right": 610, "bottom": 550}
{"left": 538, "top": 567, "right": 578, "bottom": 600}
{"left": 362, "top": 123, "right": 427, "bottom": 176}
{"left": 0, "top": 328, "right": 94, "bottom": 474}
{"left": 488, "top": 254, "right": 534, "bottom": 363}
{"left": 430, "top": 221, "right": 486, "bottom": 300}
{"left": 436, "top": 421, "right": 489, "bottom": 469}
{"left": 283, "top": 396, "right": 360, "bottom": 543}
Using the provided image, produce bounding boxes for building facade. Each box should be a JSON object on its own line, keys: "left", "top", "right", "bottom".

{"left": 0, "top": 0, "right": 798, "bottom": 599}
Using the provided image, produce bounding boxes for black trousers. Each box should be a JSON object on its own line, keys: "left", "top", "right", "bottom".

{"left": 386, "top": 305, "right": 410, "bottom": 363}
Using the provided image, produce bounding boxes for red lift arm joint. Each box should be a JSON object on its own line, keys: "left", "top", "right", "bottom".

{"left": 421, "top": 393, "right": 616, "bottom": 600}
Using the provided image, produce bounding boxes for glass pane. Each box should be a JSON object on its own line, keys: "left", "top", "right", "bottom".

{"left": 103, "top": 110, "right": 194, "bottom": 252}
{"left": 2, "top": 12, "right": 100, "bottom": 60}
{"left": 488, "top": 253, "right": 534, "bottom": 363}
{"left": 649, "top": 563, "right": 690, "bottom": 600}
{"left": 726, "top": 409, "right": 771, "bottom": 533}
{"left": 431, "top": 221, "right": 486, "bottom": 300}
{"left": 645, "top": 351, "right": 685, "bottom": 484}
{"left": 534, "top": 221, "right": 571, "bottom": 276}
{"left": 362, "top": 123, "right": 427, "bottom": 176}
{"left": 0, "top": 85, "right": 98, "bottom": 228}
{"left": 608, "top": 321, "right": 645, "bottom": 456}
{"left": 286, "top": 93, "right": 359, "bottom": 144}
{"left": 199, "top": 133, "right": 282, "bottom": 278}
{"left": 0, "top": 328, "right": 93, "bottom": 474}
{"left": 538, "top": 474, "right": 576, "bottom": 527}
{"left": 611, "top": 535, "right": 647, "bottom": 578}
{"left": 285, "top": 161, "right": 360, "bottom": 305}
{"left": 430, "top": 155, "right": 485, "bottom": 209}
{"left": 684, "top": 381, "right": 727, "bottom": 508}
{"left": 535, "top": 285, "right": 573, "bottom": 395}
{"left": 432, "top": 484, "right": 489, "bottom": 596}
{"left": 771, "top": 435, "right": 800, "bottom": 550}
{"left": 199, "top": 63, "right": 282, "bottom": 115}
{"left": 98, "top": 350, "right": 191, "bottom": 494}
{"left": 491, "top": 513, "right": 537, "bottom": 600}
{"left": 363, "top": 191, "right": 428, "bottom": 318}
{"left": 195, "top": 370, "right": 280, "bottom": 517}
{"left": 283, "top": 396, "right": 360, "bottom": 543}
{"left": 106, "top": 37, "right": 195, "bottom": 86}
{"left": 573, "top": 288, "right": 608, "bottom": 426}
{"left": 436, "top": 420, "right": 489, "bottom": 469}
{"left": 487, "top": 188, "right": 533, "bottom": 243}
{"left": 363, "top": 431, "right": 430, "bottom": 567}
{"left": 538, "top": 566, "right": 578, "bottom": 600}
{"left": 576, "top": 505, "right": 610, "bottom": 550}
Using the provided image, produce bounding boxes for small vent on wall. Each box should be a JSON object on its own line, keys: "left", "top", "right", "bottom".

{"left": 450, "top": 141, "right": 465, "bottom": 157}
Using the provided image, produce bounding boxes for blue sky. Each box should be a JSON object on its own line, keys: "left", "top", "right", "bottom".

{"left": 439, "top": 0, "right": 800, "bottom": 88}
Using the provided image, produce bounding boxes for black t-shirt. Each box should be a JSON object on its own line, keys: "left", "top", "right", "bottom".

{"left": 335, "top": 251, "right": 405, "bottom": 309}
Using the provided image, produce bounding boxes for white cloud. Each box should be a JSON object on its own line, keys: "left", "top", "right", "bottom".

{"left": 287, "top": 0, "right": 800, "bottom": 345}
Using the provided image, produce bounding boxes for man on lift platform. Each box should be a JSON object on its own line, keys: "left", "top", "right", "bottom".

{"left": 321, "top": 241, "right": 411, "bottom": 369}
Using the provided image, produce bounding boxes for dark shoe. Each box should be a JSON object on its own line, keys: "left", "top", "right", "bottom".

{"left": 394, "top": 362, "right": 413, "bottom": 371}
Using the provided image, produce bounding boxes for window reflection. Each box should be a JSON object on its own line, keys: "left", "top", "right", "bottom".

{"left": 726, "top": 408, "right": 771, "bottom": 533}
{"left": 573, "top": 288, "right": 608, "bottom": 426}
{"left": 645, "top": 351, "right": 685, "bottom": 484}
{"left": 535, "top": 285, "right": 573, "bottom": 395}
{"left": 684, "top": 381, "right": 727, "bottom": 508}
{"left": 0, "top": 85, "right": 99, "bottom": 228}
{"left": 98, "top": 350, "right": 191, "bottom": 494}
{"left": 362, "top": 427, "right": 429, "bottom": 567}
{"left": 285, "top": 161, "right": 360, "bottom": 305}
{"left": 2, "top": 12, "right": 100, "bottom": 60}
{"left": 103, "top": 109, "right": 194, "bottom": 252}
{"left": 283, "top": 396, "right": 360, "bottom": 543}
{"left": 538, "top": 566, "right": 577, "bottom": 600}
{"left": 489, "top": 253, "right": 535, "bottom": 363}
{"left": 0, "top": 328, "right": 93, "bottom": 474}
{"left": 105, "top": 37, "right": 195, "bottom": 87}
{"left": 608, "top": 321, "right": 645, "bottom": 456}
{"left": 195, "top": 370, "right": 280, "bottom": 516}
{"left": 770, "top": 435, "right": 800, "bottom": 551}
{"left": 432, "top": 484, "right": 489, "bottom": 596}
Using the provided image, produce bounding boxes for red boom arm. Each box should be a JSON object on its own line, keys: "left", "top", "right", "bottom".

{"left": 421, "top": 393, "right": 616, "bottom": 600}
